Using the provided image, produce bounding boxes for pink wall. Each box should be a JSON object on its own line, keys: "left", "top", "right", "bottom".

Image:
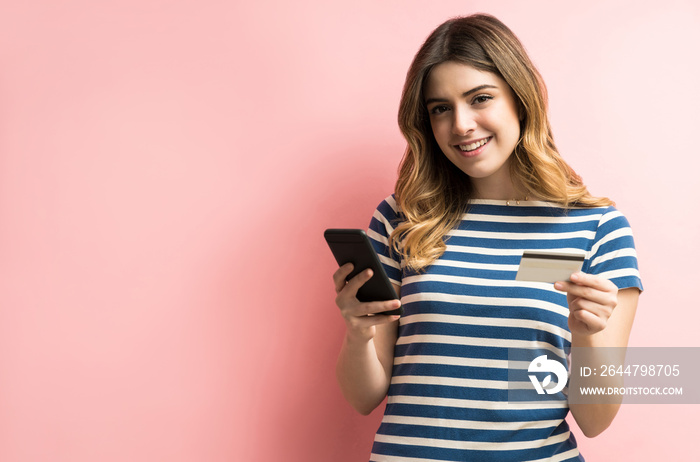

{"left": 0, "top": 1, "right": 698, "bottom": 460}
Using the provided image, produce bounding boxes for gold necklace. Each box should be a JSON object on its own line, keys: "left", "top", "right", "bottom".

{"left": 505, "top": 195, "right": 529, "bottom": 206}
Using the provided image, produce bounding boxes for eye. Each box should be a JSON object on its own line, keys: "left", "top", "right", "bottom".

{"left": 429, "top": 104, "right": 450, "bottom": 115}
{"left": 472, "top": 94, "right": 493, "bottom": 105}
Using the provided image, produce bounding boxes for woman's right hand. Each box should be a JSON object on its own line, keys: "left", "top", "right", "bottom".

{"left": 333, "top": 263, "right": 401, "bottom": 342}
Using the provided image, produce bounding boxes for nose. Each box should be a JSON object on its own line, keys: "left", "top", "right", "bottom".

{"left": 452, "top": 107, "right": 477, "bottom": 136}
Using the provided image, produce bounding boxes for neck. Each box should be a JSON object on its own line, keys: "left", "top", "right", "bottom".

{"left": 469, "top": 157, "right": 521, "bottom": 200}
{"left": 471, "top": 175, "right": 527, "bottom": 201}
{"left": 473, "top": 186, "right": 527, "bottom": 201}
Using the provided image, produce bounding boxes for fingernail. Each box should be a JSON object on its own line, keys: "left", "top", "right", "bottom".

{"left": 554, "top": 282, "right": 564, "bottom": 290}
{"left": 570, "top": 272, "right": 580, "bottom": 282}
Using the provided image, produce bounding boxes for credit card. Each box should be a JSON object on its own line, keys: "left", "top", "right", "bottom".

{"left": 515, "top": 251, "right": 585, "bottom": 283}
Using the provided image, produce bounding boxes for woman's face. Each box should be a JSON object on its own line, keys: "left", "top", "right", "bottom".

{"left": 424, "top": 61, "right": 521, "bottom": 198}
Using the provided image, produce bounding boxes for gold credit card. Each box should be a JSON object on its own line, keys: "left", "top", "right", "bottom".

{"left": 515, "top": 251, "right": 585, "bottom": 283}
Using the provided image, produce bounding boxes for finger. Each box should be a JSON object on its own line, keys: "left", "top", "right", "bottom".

{"left": 570, "top": 307, "right": 606, "bottom": 333}
{"left": 554, "top": 280, "right": 616, "bottom": 306}
{"left": 569, "top": 272, "right": 617, "bottom": 293}
{"left": 332, "top": 263, "right": 354, "bottom": 292}
{"left": 342, "top": 268, "right": 374, "bottom": 296}
{"left": 569, "top": 297, "right": 613, "bottom": 320}
{"left": 557, "top": 282, "right": 611, "bottom": 306}
{"left": 342, "top": 299, "right": 402, "bottom": 318}
{"left": 348, "top": 313, "right": 401, "bottom": 330}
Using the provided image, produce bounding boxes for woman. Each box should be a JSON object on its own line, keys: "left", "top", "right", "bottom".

{"left": 333, "top": 14, "right": 642, "bottom": 462}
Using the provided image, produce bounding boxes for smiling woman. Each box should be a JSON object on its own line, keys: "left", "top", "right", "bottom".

{"left": 331, "top": 13, "right": 642, "bottom": 462}
{"left": 423, "top": 62, "right": 521, "bottom": 198}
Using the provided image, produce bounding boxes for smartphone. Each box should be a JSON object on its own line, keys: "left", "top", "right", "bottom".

{"left": 324, "top": 228, "right": 402, "bottom": 316}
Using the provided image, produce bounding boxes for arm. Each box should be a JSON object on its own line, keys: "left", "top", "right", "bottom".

{"left": 333, "top": 263, "right": 401, "bottom": 415}
{"left": 555, "top": 273, "right": 640, "bottom": 437}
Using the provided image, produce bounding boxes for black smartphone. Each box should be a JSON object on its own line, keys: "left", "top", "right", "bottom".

{"left": 324, "top": 228, "right": 402, "bottom": 316}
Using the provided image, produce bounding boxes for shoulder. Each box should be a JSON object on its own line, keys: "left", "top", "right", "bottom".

{"left": 561, "top": 204, "right": 633, "bottom": 230}
{"left": 375, "top": 194, "right": 400, "bottom": 218}
{"left": 368, "top": 195, "right": 404, "bottom": 275}
{"left": 583, "top": 205, "right": 643, "bottom": 291}
{"left": 590, "top": 205, "right": 636, "bottom": 236}
{"left": 370, "top": 194, "right": 403, "bottom": 229}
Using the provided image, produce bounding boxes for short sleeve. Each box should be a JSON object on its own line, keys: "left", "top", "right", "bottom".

{"left": 582, "top": 206, "right": 643, "bottom": 292}
{"left": 367, "top": 195, "right": 403, "bottom": 287}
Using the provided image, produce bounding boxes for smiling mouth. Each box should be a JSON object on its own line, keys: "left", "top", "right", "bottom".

{"left": 457, "top": 137, "right": 491, "bottom": 152}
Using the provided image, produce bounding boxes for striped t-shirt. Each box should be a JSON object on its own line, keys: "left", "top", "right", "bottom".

{"left": 366, "top": 195, "right": 643, "bottom": 462}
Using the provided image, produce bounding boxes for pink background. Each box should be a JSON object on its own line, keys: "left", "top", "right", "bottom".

{"left": 1, "top": 0, "right": 698, "bottom": 460}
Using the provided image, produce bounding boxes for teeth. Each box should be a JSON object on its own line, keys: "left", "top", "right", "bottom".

{"left": 459, "top": 138, "right": 489, "bottom": 152}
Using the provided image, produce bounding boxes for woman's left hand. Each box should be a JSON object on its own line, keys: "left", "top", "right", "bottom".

{"left": 554, "top": 272, "right": 618, "bottom": 336}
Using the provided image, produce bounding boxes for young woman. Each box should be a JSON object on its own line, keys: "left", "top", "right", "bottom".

{"left": 333, "top": 14, "right": 642, "bottom": 462}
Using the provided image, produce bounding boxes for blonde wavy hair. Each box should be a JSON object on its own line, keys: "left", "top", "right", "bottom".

{"left": 392, "top": 14, "right": 613, "bottom": 272}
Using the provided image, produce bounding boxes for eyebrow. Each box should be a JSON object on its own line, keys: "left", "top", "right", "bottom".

{"left": 425, "top": 84, "right": 498, "bottom": 105}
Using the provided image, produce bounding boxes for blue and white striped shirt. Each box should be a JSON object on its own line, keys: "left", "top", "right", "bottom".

{"left": 367, "top": 195, "right": 643, "bottom": 462}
